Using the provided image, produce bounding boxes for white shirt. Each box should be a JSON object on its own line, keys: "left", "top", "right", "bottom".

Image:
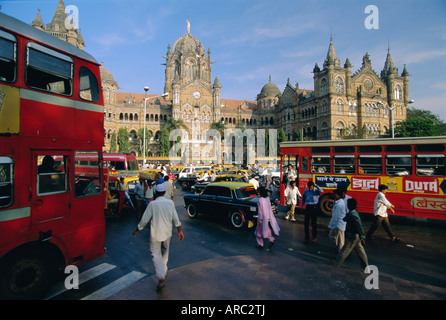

{"left": 197, "top": 172, "right": 209, "bottom": 182}
{"left": 163, "top": 181, "right": 174, "bottom": 200}
{"left": 145, "top": 184, "right": 154, "bottom": 199}
{"left": 374, "top": 192, "right": 392, "bottom": 217}
{"left": 249, "top": 178, "right": 259, "bottom": 190}
{"left": 285, "top": 186, "right": 301, "bottom": 205}
{"left": 137, "top": 197, "right": 181, "bottom": 242}
{"left": 287, "top": 168, "right": 297, "bottom": 182}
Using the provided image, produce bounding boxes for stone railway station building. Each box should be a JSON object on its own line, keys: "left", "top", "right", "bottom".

{"left": 32, "top": 0, "right": 410, "bottom": 157}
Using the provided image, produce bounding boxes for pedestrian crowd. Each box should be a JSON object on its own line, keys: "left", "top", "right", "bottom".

{"left": 131, "top": 162, "right": 403, "bottom": 291}
{"left": 278, "top": 165, "right": 401, "bottom": 272}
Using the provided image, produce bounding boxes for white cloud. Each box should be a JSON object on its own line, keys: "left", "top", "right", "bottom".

{"left": 401, "top": 49, "right": 446, "bottom": 64}
{"left": 412, "top": 93, "right": 446, "bottom": 121}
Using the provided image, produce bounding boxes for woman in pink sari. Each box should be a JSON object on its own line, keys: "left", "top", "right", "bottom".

{"left": 255, "top": 187, "right": 280, "bottom": 249}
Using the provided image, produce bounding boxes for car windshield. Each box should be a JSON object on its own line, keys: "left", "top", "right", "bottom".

{"left": 234, "top": 186, "right": 257, "bottom": 198}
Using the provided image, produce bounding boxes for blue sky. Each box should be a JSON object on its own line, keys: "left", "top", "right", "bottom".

{"left": 3, "top": 0, "right": 446, "bottom": 120}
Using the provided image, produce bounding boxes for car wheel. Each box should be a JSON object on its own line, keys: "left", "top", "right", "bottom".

{"left": 186, "top": 204, "right": 198, "bottom": 218}
{"left": 230, "top": 209, "right": 245, "bottom": 229}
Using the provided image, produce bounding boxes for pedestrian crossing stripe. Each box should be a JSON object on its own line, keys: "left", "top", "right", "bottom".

{"left": 45, "top": 263, "right": 147, "bottom": 300}
{"left": 81, "top": 270, "right": 146, "bottom": 300}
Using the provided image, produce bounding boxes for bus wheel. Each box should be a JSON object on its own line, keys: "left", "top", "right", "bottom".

{"left": 0, "top": 251, "right": 51, "bottom": 299}
{"left": 319, "top": 194, "right": 334, "bottom": 217}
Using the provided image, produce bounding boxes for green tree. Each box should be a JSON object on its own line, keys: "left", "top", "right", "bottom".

{"left": 159, "top": 127, "right": 170, "bottom": 156}
{"left": 137, "top": 127, "right": 152, "bottom": 157}
{"left": 277, "top": 128, "right": 286, "bottom": 156}
{"left": 392, "top": 106, "right": 445, "bottom": 137}
{"left": 393, "top": 118, "right": 441, "bottom": 137}
{"left": 165, "top": 116, "right": 187, "bottom": 132}
{"left": 209, "top": 121, "right": 226, "bottom": 137}
{"left": 292, "top": 129, "right": 301, "bottom": 141}
{"left": 109, "top": 132, "right": 117, "bottom": 153}
{"left": 117, "top": 127, "right": 129, "bottom": 153}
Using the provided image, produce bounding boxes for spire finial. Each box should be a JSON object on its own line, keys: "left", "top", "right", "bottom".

{"left": 186, "top": 19, "right": 190, "bottom": 34}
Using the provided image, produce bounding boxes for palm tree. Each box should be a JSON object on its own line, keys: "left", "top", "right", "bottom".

{"left": 209, "top": 120, "right": 225, "bottom": 137}
{"left": 165, "top": 116, "right": 187, "bottom": 131}
{"left": 164, "top": 116, "right": 188, "bottom": 157}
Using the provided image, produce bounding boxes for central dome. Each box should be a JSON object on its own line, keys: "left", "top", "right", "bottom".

{"left": 100, "top": 63, "right": 118, "bottom": 87}
{"left": 259, "top": 76, "right": 281, "bottom": 98}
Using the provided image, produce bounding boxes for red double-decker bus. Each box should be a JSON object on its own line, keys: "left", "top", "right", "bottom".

{"left": 0, "top": 13, "right": 106, "bottom": 299}
{"left": 279, "top": 136, "right": 446, "bottom": 220}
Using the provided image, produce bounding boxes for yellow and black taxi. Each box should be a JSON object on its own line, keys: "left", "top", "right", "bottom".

{"left": 184, "top": 182, "right": 277, "bottom": 230}
{"left": 191, "top": 173, "right": 249, "bottom": 194}
{"left": 178, "top": 169, "right": 212, "bottom": 190}
{"left": 106, "top": 173, "right": 139, "bottom": 215}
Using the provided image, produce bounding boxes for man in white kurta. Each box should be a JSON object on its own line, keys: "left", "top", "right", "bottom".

{"left": 284, "top": 180, "right": 301, "bottom": 222}
{"left": 133, "top": 184, "right": 184, "bottom": 289}
{"left": 366, "top": 184, "right": 400, "bottom": 242}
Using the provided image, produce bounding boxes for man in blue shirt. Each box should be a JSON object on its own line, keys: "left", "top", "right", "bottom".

{"left": 301, "top": 181, "right": 324, "bottom": 243}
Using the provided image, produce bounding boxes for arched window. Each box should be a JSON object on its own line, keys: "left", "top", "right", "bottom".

{"left": 335, "top": 76, "right": 345, "bottom": 94}
{"left": 320, "top": 78, "right": 328, "bottom": 95}
{"left": 394, "top": 84, "right": 402, "bottom": 100}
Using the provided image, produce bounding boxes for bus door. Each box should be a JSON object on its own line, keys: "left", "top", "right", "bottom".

{"left": 31, "top": 151, "right": 71, "bottom": 223}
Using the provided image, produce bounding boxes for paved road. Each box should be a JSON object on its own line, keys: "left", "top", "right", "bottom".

{"left": 46, "top": 184, "right": 446, "bottom": 302}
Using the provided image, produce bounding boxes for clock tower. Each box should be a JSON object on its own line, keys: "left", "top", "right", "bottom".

{"left": 163, "top": 20, "right": 220, "bottom": 128}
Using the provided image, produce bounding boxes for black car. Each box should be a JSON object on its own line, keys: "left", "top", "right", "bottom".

{"left": 183, "top": 182, "right": 277, "bottom": 229}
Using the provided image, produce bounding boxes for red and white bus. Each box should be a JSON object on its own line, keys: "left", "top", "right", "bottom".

{"left": 279, "top": 136, "right": 446, "bottom": 220}
{"left": 103, "top": 153, "right": 139, "bottom": 173}
{"left": 0, "top": 13, "right": 106, "bottom": 298}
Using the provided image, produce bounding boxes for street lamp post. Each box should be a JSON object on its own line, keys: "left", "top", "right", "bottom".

{"left": 142, "top": 87, "right": 168, "bottom": 167}
{"left": 377, "top": 101, "right": 396, "bottom": 138}
{"left": 375, "top": 100, "right": 414, "bottom": 138}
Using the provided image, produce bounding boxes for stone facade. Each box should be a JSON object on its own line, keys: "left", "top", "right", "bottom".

{"left": 34, "top": 3, "right": 410, "bottom": 157}
{"left": 31, "top": 0, "right": 85, "bottom": 49}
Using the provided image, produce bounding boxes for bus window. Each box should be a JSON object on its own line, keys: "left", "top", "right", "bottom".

{"left": 415, "top": 144, "right": 445, "bottom": 153}
{"left": 386, "top": 145, "right": 412, "bottom": 153}
{"left": 26, "top": 42, "right": 73, "bottom": 95}
{"left": 311, "top": 155, "right": 330, "bottom": 173}
{"left": 358, "top": 155, "right": 382, "bottom": 175}
{"left": 79, "top": 66, "right": 100, "bottom": 102}
{"left": 386, "top": 155, "right": 412, "bottom": 176}
{"left": 334, "top": 146, "right": 355, "bottom": 153}
{"left": 0, "top": 30, "right": 16, "bottom": 83}
{"left": 358, "top": 145, "right": 382, "bottom": 153}
{"left": 334, "top": 155, "right": 355, "bottom": 174}
{"left": 74, "top": 151, "right": 101, "bottom": 197}
{"left": 37, "top": 155, "right": 67, "bottom": 195}
{"left": 301, "top": 156, "right": 308, "bottom": 172}
{"left": 127, "top": 159, "right": 139, "bottom": 171}
{"left": 0, "top": 156, "right": 13, "bottom": 207}
{"left": 416, "top": 155, "right": 445, "bottom": 176}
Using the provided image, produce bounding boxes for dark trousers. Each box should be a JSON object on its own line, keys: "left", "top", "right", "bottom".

{"left": 335, "top": 233, "right": 369, "bottom": 271}
{"left": 366, "top": 215, "right": 395, "bottom": 239}
{"left": 304, "top": 204, "right": 318, "bottom": 240}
